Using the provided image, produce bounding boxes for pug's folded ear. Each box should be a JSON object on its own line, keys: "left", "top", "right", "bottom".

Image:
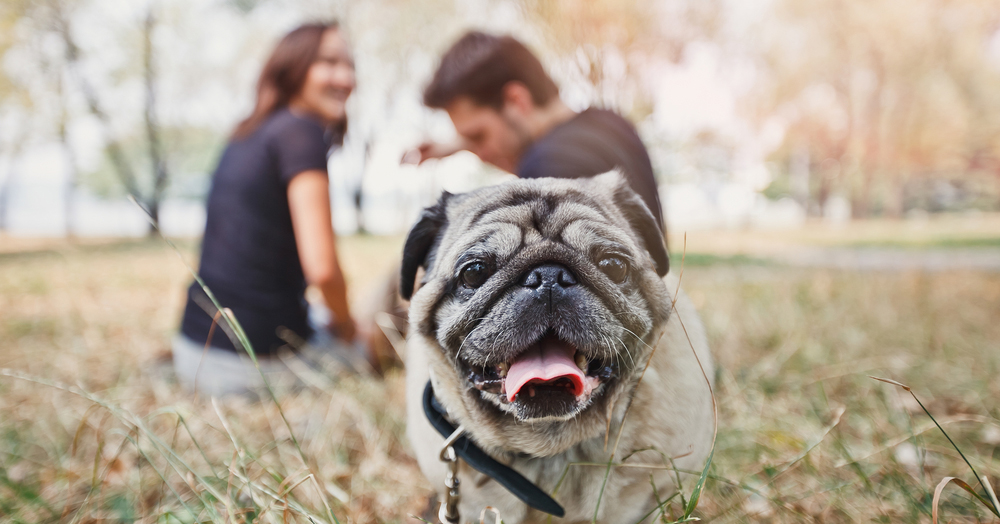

{"left": 400, "top": 192, "right": 452, "bottom": 300}
{"left": 596, "top": 170, "right": 670, "bottom": 277}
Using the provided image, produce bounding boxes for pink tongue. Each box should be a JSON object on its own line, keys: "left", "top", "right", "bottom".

{"left": 505, "top": 340, "right": 585, "bottom": 402}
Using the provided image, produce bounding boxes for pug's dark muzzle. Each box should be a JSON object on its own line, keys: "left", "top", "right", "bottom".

{"left": 456, "top": 261, "right": 636, "bottom": 422}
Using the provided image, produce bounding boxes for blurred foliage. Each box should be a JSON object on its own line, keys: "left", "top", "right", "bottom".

{"left": 0, "top": 0, "right": 33, "bottom": 119}
{"left": 82, "top": 126, "right": 224, "bottom": 200}
{"left": 0, "top": 1, "right": 31, "bottom": 81}
{"left": 226, "top": 0, "right": 262, "bottom": 15}
{"left": 754, "top": 0, "right": 1000, "bottom": 216}
{"left": 520, "top": 0, "right": 660, "bottom": 118}
{"left": 518, "top": 0, "right": 722, "bottom": 122}
{"left": 0, "top": 0, "right": 999, "bottom": 222}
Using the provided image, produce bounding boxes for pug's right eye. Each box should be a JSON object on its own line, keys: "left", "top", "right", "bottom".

{"left": 460, "top": 262, "right": 490, "bottom": 288}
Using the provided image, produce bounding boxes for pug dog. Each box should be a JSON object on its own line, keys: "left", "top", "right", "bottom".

{"left": 402, "top": 173, "right": 714, "bottom": 524}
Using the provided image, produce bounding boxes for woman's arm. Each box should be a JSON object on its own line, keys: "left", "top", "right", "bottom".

{"left": 287, "top": 170, "right": 356, "bottom": 341}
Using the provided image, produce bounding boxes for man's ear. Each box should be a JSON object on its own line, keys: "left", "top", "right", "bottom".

{"left": 400, "top": 192, "right": 452, "bottom": 300}
{"left": 501, "top": 81, "right": 535, "bottom": 115}
{"left": 602, "top": 171, "right": 670, "bottom": 277}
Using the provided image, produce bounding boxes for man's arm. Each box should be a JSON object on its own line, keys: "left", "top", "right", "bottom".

{"left": 401, "top": 139, "right": 469, "bottom": 165}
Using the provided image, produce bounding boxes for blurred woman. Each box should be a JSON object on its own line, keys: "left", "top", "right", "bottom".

{"left": 174, "top": 22, "right": 364, "bottom": 396}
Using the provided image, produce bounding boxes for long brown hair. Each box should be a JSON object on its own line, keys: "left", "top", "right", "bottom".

{"left": 233, "top": 22, "right": 346, "bottom": 141}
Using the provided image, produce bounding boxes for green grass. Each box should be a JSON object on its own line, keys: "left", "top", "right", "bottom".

{"left": 670, "top": 253, "right": 770, "bottom": 267}
{"left": 1, "top": 238, "right": 999, "bottom": 522}
{"left": 847, "top": 236, "right": 1000, "bottom": 249}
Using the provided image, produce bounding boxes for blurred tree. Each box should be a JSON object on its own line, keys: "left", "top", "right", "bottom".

{"left": 752, "top": 0, "right": 1000, "bottom": 216}
{"left": 0, "top": 0, "right": 228, "bottom": 236}
{"left": 518, "top": 0, "right": 722, "bottom": 122}
{"left": 0, "top": 129, "right": 27, "bottom": 233}
{"left": 5, "top": 0, "right": 998, "bottom": 236}
{"left": 54, "top": 0, "right": 172, "bottom": 234}
{"left": 0, "top": 0, "right": 30, "bottom": 94}
{"left": 51, "top": 50, "right": 78, "bottom": 237}
{"left": 141, "top": 8, "right": 170, "bottom": 234}
{"left": 0, "top": 0, "right": 32, "bottom": 233}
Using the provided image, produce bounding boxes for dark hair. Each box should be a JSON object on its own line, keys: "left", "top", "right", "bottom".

{"left": 233, "top": 22, "right": 347, "bottom": 142}
{"left": 423, "top": 32, "right": 558, "bottom": 110}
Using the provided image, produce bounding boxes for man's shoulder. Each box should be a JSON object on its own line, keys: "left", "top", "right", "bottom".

{"left": 577, "top": 107, "right": 632, "bottom": 124}
{"left": 544, "top": 107, "right": 640, "bottom": 143}
{"left": 519, "top": 109, "right": 628, "bottom": 178}
{"left": 578, "top": 107, "right": 641, "bottom": 135}
{"left": 519, "top": 106, "right": 653, "bottom": 179}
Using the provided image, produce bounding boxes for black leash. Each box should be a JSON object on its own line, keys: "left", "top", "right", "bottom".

{"left": 422, "top": 381, "right": 566, "bottom": 518}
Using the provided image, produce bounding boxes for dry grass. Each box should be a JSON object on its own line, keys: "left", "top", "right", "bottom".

{"left": 690, "top": 265, "right": 1000, "bottom": 522}
{"left": 670, "top": 213, "right": 1000, "bottom": 256}
{"left": 0, "top": 238, "right": 428, "bottom": 523}
{"left": 1, "top": 230, "right": 999, "bottom": 523}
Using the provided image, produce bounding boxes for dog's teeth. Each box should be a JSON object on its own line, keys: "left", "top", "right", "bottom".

{"left": 497, "top": 362, "right": 509, "bottom": 378}
{"left": 575, "top": 353, "right": 588, "bottom": 372}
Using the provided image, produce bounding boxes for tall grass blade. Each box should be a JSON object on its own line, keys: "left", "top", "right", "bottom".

{"left": 129, "top": 195, "right": 343, "bottom": 523}
{"left": 984, "top": 476, "right": 1000, "bottom": 518}
{"left": 591, "top": 235, "right": 693, "bottom": 523}
{"left": 673, "top": 236, "right": 717, "bottom": 520}
{"left": 0, "top": 368, "right": 227, "bottom": 520}
{"left": 932, "top": 477, "right": 999, "bottom": 523}
{"left": 870, "top": 376, "right": 1000, "bottom": 518}
{"left": 683, "top": 445, "right": 714, "bottom": 519}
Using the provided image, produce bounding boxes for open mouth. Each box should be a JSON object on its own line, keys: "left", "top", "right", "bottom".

{"left": 465, "top": 331, "right": 616, "bottom": 420}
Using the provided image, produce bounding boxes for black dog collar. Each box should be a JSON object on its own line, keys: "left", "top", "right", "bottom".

{"left": 422, "top": 381, "right": 566, "bottom": 518}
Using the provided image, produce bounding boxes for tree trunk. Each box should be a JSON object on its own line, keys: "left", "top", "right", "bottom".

{"left": 791, "top": 145, "right": 811, "bottom": 213}
{"left": 353, "top": 141, "right": 371, "bottom": 234}
{"left": 61, "top": 129, "right": 78, "bottom": 239}
{"left": 55, "top": 3, "right": 145, "bottom": 223}
{"left": 0, "top": 140, "right": 25, "bottom": 233}
{"left": 56, "top": 69, "right": 78, "bottom": 239}
{"left": 0, "top": 114, "right": 28, "bottom": 232}
{"left": 886, "top": 175, "right": 906, "bottom": 218}
{"left": 856, "top": 50, "right": 885, "bottom": 219}
{"left": 143, "top": 7, "right": 168, "bottom": 237}
{"left": 995, "top": 165, "right": 1000, "bottom": 211}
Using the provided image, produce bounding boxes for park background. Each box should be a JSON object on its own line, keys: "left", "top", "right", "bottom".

{"left": 1, "top": 0, "right": 1000, "bottom": 522}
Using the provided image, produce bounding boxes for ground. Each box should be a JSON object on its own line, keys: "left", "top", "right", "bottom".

{"left": 1, "top": 215, "right": 999, "bottom": 523}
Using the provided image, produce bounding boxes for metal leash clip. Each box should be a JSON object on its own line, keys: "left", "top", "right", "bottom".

{"left": 438, "top": 424, "right": 466, "bottom": 524}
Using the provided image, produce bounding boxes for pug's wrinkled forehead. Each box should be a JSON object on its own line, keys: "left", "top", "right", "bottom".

{"left": 444, "top": 193, "right": 632, "bottom": 269}
{"left": 400, "top": 172, "right": 669, "bottom": 302}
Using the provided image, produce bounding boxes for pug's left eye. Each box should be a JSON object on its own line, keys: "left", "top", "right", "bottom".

{"left": 598, "top": 256, "right": 628, "bottom": 283}
{"left": 460, "top": 262, "right": 490, "bottom": 288}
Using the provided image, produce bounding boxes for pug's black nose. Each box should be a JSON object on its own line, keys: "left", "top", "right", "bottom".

{"left": 520, "top": 263, "right": 578, "bottom": 289}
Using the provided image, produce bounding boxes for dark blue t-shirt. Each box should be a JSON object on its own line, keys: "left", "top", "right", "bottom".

{"left": 517, "top": 108, "right": 664, "bottom": 230}
{"left": 180, "top": 109, "right": 331, "bottom": 355}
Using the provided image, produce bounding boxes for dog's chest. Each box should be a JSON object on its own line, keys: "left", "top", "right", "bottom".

{"left": 457, "top": 442, "right": 673, "bottom": 524}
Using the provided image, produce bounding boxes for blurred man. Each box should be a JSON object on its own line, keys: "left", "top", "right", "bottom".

{"left": 409, "top": 31, "right": 664, "bottom": 231}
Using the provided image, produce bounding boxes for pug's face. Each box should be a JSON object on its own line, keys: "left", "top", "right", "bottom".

{"left": 402, "top": 174, "right": 671, "bottom": 450}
